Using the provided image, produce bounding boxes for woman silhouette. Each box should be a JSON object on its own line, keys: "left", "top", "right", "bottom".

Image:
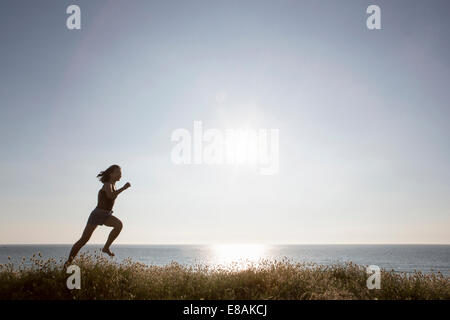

{"left": 66, "top": 165, "right": 131, "bottom": 264}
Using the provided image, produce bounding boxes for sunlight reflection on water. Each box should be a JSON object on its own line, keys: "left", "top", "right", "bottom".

{"left": 210, "top": 243, "right": 268, "bottom": 270}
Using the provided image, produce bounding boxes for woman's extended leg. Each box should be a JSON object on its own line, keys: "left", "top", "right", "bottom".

{"left": 102, "top": 215, "right": 123, "bottom": 257}
{"left": 66, "top": 223, "right": 97, "bottom": 264}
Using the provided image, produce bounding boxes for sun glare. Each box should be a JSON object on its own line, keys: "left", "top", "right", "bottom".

{"left": 211, "top": 243, "right": 267, "bottom": 269}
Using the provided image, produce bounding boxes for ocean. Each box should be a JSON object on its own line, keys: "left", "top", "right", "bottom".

{"left": 0, "top": 244, "right": 449, "bottom": 275}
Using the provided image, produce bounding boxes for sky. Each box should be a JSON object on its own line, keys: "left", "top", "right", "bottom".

{"left": 0, "top": 0, "right": 449, "bottom": 244}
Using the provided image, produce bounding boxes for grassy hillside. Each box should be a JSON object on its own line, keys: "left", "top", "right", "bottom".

{"left": 0, "top": 252, "right": 448, "bottom": 300}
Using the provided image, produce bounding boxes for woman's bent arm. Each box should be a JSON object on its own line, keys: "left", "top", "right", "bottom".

{"left": 104, "top": 182, "right": 131, "bottom": 199}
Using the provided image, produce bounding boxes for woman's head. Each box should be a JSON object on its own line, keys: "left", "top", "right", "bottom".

{"left": 97, "top": 165, "right": 122, "bottom": 183}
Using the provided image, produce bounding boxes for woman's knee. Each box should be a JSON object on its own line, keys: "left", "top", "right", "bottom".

{"left": 116, "top": 220, "right": 123, "bottom": 231}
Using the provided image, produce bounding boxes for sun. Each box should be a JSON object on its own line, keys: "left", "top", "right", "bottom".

{"left": 224, "top": 127, "right": 259, "bottom": 165}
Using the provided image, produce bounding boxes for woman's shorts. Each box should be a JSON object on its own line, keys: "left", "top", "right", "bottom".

{"left": 87, "top": 207, "right": 113, "bottom": 226}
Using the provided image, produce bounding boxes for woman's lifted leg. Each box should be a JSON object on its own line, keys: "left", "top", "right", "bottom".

{"left": 102, "top": 215, "right": 123, "bottom": 257}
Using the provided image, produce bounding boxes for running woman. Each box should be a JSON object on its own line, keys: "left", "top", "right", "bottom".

{"left": 66, "top": 164, "right": 131, "bottom": 265}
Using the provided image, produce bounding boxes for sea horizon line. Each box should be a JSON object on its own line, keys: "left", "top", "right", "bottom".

{"left": 1, "top": 243, "right": 449, "bottom": 246}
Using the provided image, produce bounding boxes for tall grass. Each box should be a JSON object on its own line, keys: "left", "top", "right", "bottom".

{"left": 0, "top": 251, "right": 448, "bottom": 300}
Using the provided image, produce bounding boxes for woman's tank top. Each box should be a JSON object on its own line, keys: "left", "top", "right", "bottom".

{"left": 96, "top": 189, "right": 116, "bottom": 211}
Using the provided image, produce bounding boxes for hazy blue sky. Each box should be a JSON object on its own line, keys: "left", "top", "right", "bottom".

{"left": 1, "top": 0, "right": 449, "bottom": 244}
